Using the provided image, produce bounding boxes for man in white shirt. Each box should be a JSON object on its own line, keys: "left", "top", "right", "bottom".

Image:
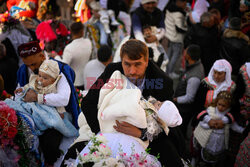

{"left": 16, "top": 41, "right": 80, "bottom": 165}
{"left": 83, "top": 45, "right": 112, "bottom": 90}
{"left": 61, "top": 22, "right": 92, "bottom": 90}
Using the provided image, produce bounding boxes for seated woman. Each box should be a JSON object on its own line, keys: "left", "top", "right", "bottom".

{"left": 71, "top": 70, "right": 182, "bottom": 166}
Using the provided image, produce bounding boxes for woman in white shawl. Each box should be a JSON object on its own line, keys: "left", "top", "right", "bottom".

{"left": 193, "top": 59, "right": 236, "bottom": 123}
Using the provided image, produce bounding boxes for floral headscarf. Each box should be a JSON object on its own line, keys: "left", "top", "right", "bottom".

{"left": 246, "top": 62, "right": 250, "bottom": 78}
{"left": 207, "top": 59, "right": 233, "bottom": 98}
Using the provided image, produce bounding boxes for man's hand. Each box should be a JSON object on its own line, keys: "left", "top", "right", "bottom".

{"left": 113, "top": 120, "right": 141, "bottom": 138}
{"left": 23, "top": 89, "right": 38, "bottom": 102}
{"left": 145, "top": 35, "right": 157, "bottom": 43}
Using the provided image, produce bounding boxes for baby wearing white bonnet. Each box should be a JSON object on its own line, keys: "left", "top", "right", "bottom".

{"left": 24, "top": 60, "right": 65, "bottom": 116}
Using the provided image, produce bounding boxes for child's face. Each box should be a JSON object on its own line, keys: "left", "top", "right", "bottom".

{"left": 37, "top": 71, "right": 56, "bottom": 87}
{"left": 154, "top": 101, "right": 163, "bottom": 111}
{"left": 143, "top": 28, "right": 152, "bottom": 38}
{"left": 217, "top": 99, "right": 230, "bottom": 112}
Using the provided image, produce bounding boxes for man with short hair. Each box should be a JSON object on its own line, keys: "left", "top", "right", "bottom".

{"left": 61, "top": 21, "right": 92, "bottom": 90}
{"left": 63, "top": 39, "right": 186, "bottom": 167}
{"left": 173, "top": 44, "right": 205, "bottom": 137}
{"left": 83, "top": 44, "right": 112, "bottom": 90}
{"left": 16, "top": 41, "right": 80, "bottom": 166}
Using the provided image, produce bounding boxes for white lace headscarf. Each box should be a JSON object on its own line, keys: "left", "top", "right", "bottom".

{"left": 207, "top": 59, "right": 232, "bottom": 98}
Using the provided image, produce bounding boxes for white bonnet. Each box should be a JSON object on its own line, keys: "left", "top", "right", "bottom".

{"left": 158, "top": 101, "right": 182, "bottom": 127}
{"left": 39, "top": 60, "right": 60, "bottom": 79}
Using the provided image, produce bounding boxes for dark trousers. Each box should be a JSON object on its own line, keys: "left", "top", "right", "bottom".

{"left": 39, "top": 129, "right": 63, "bottom": 165}
{"left": 176, "top": 103, "right": 195, "bottom": 138}
{"left": 149, "top": 128, "right": 187, "bottom": 167}
{"left": 61, "top": 141, "right": 86, "bottom": 167}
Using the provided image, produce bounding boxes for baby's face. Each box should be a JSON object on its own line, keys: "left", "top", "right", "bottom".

{"left": 154, "top": 101, "right": 163, "bottom": 111}
{"left": 143, "top": 28, "right": 152, "bottom": 38}
{"left": 37, "top": 71, "right": 56, "bottom": 87}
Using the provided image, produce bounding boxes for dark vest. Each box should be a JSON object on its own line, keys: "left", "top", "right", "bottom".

{"left": 174, "top": 61, "right": 205, "bottom": 97}
{"left": 134, "top": 6, "right": 163, "bottom": 28}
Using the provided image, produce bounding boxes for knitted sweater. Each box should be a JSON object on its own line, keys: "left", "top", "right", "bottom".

{"left": 164, "top": 2, "right": 187, "bottom": 43}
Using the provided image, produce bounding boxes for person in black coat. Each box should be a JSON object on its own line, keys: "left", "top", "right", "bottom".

{"left": 131, "top": 0, "right": 165, "bottom": 42}
{"left": 184, "top": 12, "right": 220, "bottom": 75}
{"left": 219, "top": 17, "right": 249, "bottom": 80}
{"left": 62, "top": 39, "right": 187, "bottom": 167}
{"left": 0, "top": 43, "right": 18, "bottom": 95}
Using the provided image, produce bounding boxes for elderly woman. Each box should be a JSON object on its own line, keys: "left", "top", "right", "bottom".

{"left": 193, "top": 59, "right": 236, "bottom": 122}
{"left": 190, "top": 59, "right": 236, "bottom": 166}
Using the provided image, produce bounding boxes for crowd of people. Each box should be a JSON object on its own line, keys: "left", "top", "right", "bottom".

{"left": 0, "top": 0, "right": 249, "bottom": 167}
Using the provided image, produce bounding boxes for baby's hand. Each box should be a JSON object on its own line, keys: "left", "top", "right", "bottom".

{"left": 214, "top": 120, "right": 225, "bottom": 129}
{"left": 59, "top": 113, "right": 64, "bottom": 119}
{"left": 208, "top": 119, "right": 217, "bottom": 129}
{"left": 14, "top": 88, "right": 23, "bottom": 94}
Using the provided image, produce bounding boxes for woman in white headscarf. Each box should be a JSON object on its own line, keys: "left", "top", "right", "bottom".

{"left": 193, "top": 59, "right": 236, "bottom": 121}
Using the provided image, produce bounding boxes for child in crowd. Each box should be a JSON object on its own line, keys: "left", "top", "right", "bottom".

{"left": 15, "top": 60, "right": 65, "bottom": 118}
{"left": 88, "top": 0, "right": 119, "bottom": 34}
{"left": 142, "top": 25, "right": 169, "bottom": 72}
{"left": 192, "top": 91, "right": 242, "bottom": 166}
